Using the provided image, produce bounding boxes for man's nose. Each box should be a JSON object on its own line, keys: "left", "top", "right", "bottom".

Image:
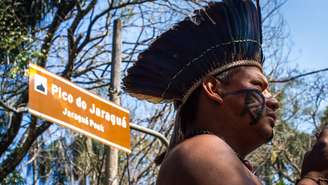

{"left": 266, "top": 96, "right": 279, "bottom": 111}
{"left": 263, "top": 90, "right": 280, "bottom": 111}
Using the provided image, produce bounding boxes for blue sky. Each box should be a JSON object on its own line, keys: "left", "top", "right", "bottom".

{"left": 280, "top": 1, "right": 328, "bottom": 131}
{"left": 281, "top": 0, "right": 328, "bottom": 70}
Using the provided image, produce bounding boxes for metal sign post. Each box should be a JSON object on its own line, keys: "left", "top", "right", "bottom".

{"left": 105, "top": 19, "right": 122, "bottom": 185}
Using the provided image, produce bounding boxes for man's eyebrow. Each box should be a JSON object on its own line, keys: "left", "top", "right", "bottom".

{"left": 254, "top": 74, "right": 269, "bottom": 87}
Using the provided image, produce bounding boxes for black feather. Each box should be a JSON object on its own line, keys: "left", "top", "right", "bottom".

{"left": 123, "top": 0, "right": 263, "bottom": 104}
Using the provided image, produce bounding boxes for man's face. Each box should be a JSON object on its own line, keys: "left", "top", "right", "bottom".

{"left": 218, "top": 66, "right": 279, "bottom": 145}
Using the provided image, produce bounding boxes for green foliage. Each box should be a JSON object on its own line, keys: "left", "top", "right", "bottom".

{"left": 0, "top": 2, "right": 31, "bottom": 77}
{"left": 0, "top": 170, "right": 25, "bottom": 185}
{"left": 0, "top": 1, "right": 47, "bottom": 78}
{"left": 320, "top": 107, "right": 328, "bottom": 125}
{"left": 275, "top": 180, "right": 286, "bottom": 185}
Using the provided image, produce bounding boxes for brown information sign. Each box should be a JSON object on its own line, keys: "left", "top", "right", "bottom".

{"left": 28, "top": 63, "right": 131, "bottom": 152}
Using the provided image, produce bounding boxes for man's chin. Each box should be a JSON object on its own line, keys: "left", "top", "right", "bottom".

{"left": 259, "top": 125, "right": 274, "bottom": 143}
{"left": 261, "top": 119, "right": 275, "bottom": 143}
{"left": 265, "top": 131, "right": 274, "bottom": 143}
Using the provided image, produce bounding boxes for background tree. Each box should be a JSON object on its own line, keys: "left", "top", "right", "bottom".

{"left": 0, "top": 0, "right": 210, "bottom": 183}
{"left": 0, "top": 0, "right": 327, "bottom": 184}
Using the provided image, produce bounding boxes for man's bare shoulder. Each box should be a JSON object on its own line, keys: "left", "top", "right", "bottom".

{"left": 156, "top": 134, "right": 259, "bottom": 185}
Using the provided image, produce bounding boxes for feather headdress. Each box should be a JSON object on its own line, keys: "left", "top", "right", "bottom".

{"left": 123, "top": 0, "right": 263, "bottom": 107}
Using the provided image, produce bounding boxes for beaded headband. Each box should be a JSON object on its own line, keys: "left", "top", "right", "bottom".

{"left": 160, "top": 39, "right": 263, "bottom": 107}
{"left": 180, "top": 59, "right": 262, "bottom": 107}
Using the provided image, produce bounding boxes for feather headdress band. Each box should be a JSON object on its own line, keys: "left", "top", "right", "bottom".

{"left": 123, "top": 0, "right": 263, "bottom": 108}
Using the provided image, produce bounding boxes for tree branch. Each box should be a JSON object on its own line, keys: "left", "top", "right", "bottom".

{"left": 0, "top": 118, "right": 52, "bottom": 181}
{"left": 0, "top": 112, "right": 23, "bottom": 156}
{"left": 270, "top": 67, "right": 328, "bottom": 83}
{"left": 38, "top": 1, "right": 76, "bottom": 67}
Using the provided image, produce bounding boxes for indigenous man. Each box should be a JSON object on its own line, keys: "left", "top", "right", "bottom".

{"left": 123, "top": 0, "right": 328, "bottom": 184}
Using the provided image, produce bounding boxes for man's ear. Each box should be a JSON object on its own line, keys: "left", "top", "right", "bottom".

{"left": 202, "top": 76, "right": 224, "bottom": 104}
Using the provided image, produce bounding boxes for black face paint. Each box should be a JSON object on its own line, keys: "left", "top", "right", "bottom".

{"left": 223, "top": 89, "right": 266, "bottom": 125}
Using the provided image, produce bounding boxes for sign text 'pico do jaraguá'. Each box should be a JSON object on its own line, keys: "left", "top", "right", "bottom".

{"left": 28, "top": 63, "right": 131, "bottom": 152}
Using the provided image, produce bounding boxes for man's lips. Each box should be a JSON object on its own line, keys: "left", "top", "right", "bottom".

{"left": 266, "top": 112, "right": 277, "bottom": 126}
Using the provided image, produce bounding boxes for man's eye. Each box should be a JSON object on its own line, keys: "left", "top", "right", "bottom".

{"left": 251, "top": 81, "right": 263, "bottom": 89}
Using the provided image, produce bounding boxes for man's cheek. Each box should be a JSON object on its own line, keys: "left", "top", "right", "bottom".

{"left": 223, "top": 89, "right": 266, "bottom": 125}
{"left": 240, "top": 89, "right": 265, "bottom": 125}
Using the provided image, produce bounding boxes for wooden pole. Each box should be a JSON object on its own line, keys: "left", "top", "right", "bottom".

{"left": 105, "top": 18, "right": 122, "bottom": 185}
